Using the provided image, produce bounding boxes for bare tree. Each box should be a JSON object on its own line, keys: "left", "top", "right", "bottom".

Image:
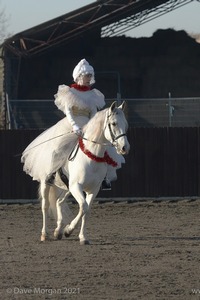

{"left": 0, "top": 4, "right": 10, "bottom": 44}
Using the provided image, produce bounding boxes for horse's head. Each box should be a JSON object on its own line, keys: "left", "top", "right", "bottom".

{"left": 104, "top": 101, "right": 130, "bottom": 155}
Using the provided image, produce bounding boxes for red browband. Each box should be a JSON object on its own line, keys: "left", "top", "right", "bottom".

{"left": 79, "top": 138, "right": 118, "bottom": 167}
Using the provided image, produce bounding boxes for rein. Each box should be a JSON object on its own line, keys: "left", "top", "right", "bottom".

{"left": 78, "top": 137, "right": 118, "bottom": 167}
{"left": 80, "top": 135, "right": 112, "bottom": 146}
{"left": 19, "top": 107, "right": 127, "bottom": 160}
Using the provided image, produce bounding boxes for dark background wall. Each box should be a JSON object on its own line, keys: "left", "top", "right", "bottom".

{"left": 16, "top": 29, "right": 200, "bottom": 101}
{"left": 1, "top": 127, "right": 200, "bottom": 199}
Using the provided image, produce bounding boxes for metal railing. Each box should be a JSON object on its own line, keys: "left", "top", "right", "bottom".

{"left": 7, "top": 97, "right": 200, "bottom": 129}
{"left": 124, "top": 97, "right": 200, "bottom": 127}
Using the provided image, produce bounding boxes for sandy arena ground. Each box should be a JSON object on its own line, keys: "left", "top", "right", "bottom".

{"left": 0, "top": 199, "right": 200, "bottom": 300}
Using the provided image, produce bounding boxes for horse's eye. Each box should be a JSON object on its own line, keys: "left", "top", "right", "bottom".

{"left": 112, "top": 122, "right": 116, "bottom": 126}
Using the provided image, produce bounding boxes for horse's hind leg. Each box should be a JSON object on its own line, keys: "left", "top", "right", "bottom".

{"left": 40, "top": 181, "right": 50, "bottom": 241}
{"left": 54, "top": 190, "right": 71, "bottom": 240}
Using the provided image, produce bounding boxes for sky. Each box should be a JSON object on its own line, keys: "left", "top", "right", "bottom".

{"left": 1, "top": 0, "right": 200, "bottom": 39}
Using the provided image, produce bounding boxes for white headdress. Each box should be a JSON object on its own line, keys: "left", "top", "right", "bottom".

{"left": 72, "top": 58, "right": 95, "bottom": 85}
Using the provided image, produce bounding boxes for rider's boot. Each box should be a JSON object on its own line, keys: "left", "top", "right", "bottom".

{"left": 101, "top": 178, "right": 111, "bottom": 191}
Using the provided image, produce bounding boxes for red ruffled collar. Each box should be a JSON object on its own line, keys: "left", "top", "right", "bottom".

{"left": 71, "top": 83, "right": 91, "bottom": 91}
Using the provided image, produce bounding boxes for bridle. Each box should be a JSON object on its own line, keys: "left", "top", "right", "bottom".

{"left": 106, "top": 111, "right": 127, "bottom": 147}
{"left": 107, "top": 122, "right": 127, "bottom": 145}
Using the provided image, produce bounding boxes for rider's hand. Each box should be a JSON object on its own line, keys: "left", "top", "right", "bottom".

{"left": 72, "top": 124, "right": 82, "bottom": 136}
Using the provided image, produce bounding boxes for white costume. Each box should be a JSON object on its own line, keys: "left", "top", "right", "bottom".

{"left": 21, "top": 59, "right": 123, "bottom": 182}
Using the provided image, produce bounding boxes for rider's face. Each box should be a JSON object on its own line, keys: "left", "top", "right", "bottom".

{"left": 81, "top": 74, "right": 92, "bottom": 86}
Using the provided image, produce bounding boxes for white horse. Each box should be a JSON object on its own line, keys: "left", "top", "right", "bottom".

{"left": 39, "top": 101, "right": 130, "bottom": 244}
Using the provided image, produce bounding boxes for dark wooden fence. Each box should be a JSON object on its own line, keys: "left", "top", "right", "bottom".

{"left": 1, "top": 128, "right": 200, "bottom": 199}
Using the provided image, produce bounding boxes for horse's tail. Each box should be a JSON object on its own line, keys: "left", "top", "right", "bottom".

{"left": 38, "top": 182, "right": 73, "bottom": 223}
{"left": 48, "top": 186, "right": 58, "bottom": 220}
{"left": 49, "top": 186, "right": 73, "bottom": 223}
{"left": 38, "top": 182, "right": 57, "bottom": 220}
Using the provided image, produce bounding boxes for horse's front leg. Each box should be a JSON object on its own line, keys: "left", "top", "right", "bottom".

{"left": 79, "top": 193, "right": 95, "bottom": 245}
{"left": 40, "top": 181, "right": 50, "bottom": 241}
{"left": 64, "top": 183, "right": 88, "bottom": 240}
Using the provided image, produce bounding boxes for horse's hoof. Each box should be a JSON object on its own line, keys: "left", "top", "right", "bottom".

{"left": 64, "top": 225, "right": 72, "bottom": 238}
{"left": 41, "top": 234, "right": 48, "bottom": 242}
{"left": 80, "top": 240, "right": 90, "bottom": 245}
{"left": 64, "top": 231, "right": 71, "bottom": 238}
{"left": 56, "top": 233, "right": 63, "bottom": 240}
{"left": 54, "top": 230, "right": 63, "bottom": 240}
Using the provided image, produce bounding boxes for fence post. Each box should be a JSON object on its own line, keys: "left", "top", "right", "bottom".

{"left": 168, "top": 92, "right": 175, "bottom": 127}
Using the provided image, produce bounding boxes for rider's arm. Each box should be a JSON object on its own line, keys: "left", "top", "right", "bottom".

{"left": 65, "top": 106, "right": 81, "bottom": 134}
{"left": 65, "top": 106, "right": 76, "bottom": 127}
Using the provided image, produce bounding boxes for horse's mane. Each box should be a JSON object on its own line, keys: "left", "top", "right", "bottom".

{"left": 82, "top": 108, "right": 107, "bottom": 140}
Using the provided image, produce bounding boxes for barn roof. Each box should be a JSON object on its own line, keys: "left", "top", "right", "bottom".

{"left": 2, "top": 0, "right": 173, "bottom": 57}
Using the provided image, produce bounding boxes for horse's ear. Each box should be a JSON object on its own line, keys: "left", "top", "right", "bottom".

{"left": 110, "top": 101, "right": 117, "bottom": 112}
{"left": 118, "top": 101, "right": 126, "bottom": 111}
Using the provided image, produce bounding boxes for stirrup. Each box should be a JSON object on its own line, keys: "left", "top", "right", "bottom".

{"left": 101, "top": 179, "right": 111, "bottom": 191}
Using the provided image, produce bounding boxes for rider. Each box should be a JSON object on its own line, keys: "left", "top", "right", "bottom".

{"left": 48, "top": 58, "right": 111, "bottom": 187}
{"left": 21, "top": 59, "right": 112, "bottom": 189}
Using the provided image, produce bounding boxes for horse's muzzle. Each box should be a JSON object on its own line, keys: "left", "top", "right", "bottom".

{"left": 117, "top": 144, "right": 130, "bottom": 155}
